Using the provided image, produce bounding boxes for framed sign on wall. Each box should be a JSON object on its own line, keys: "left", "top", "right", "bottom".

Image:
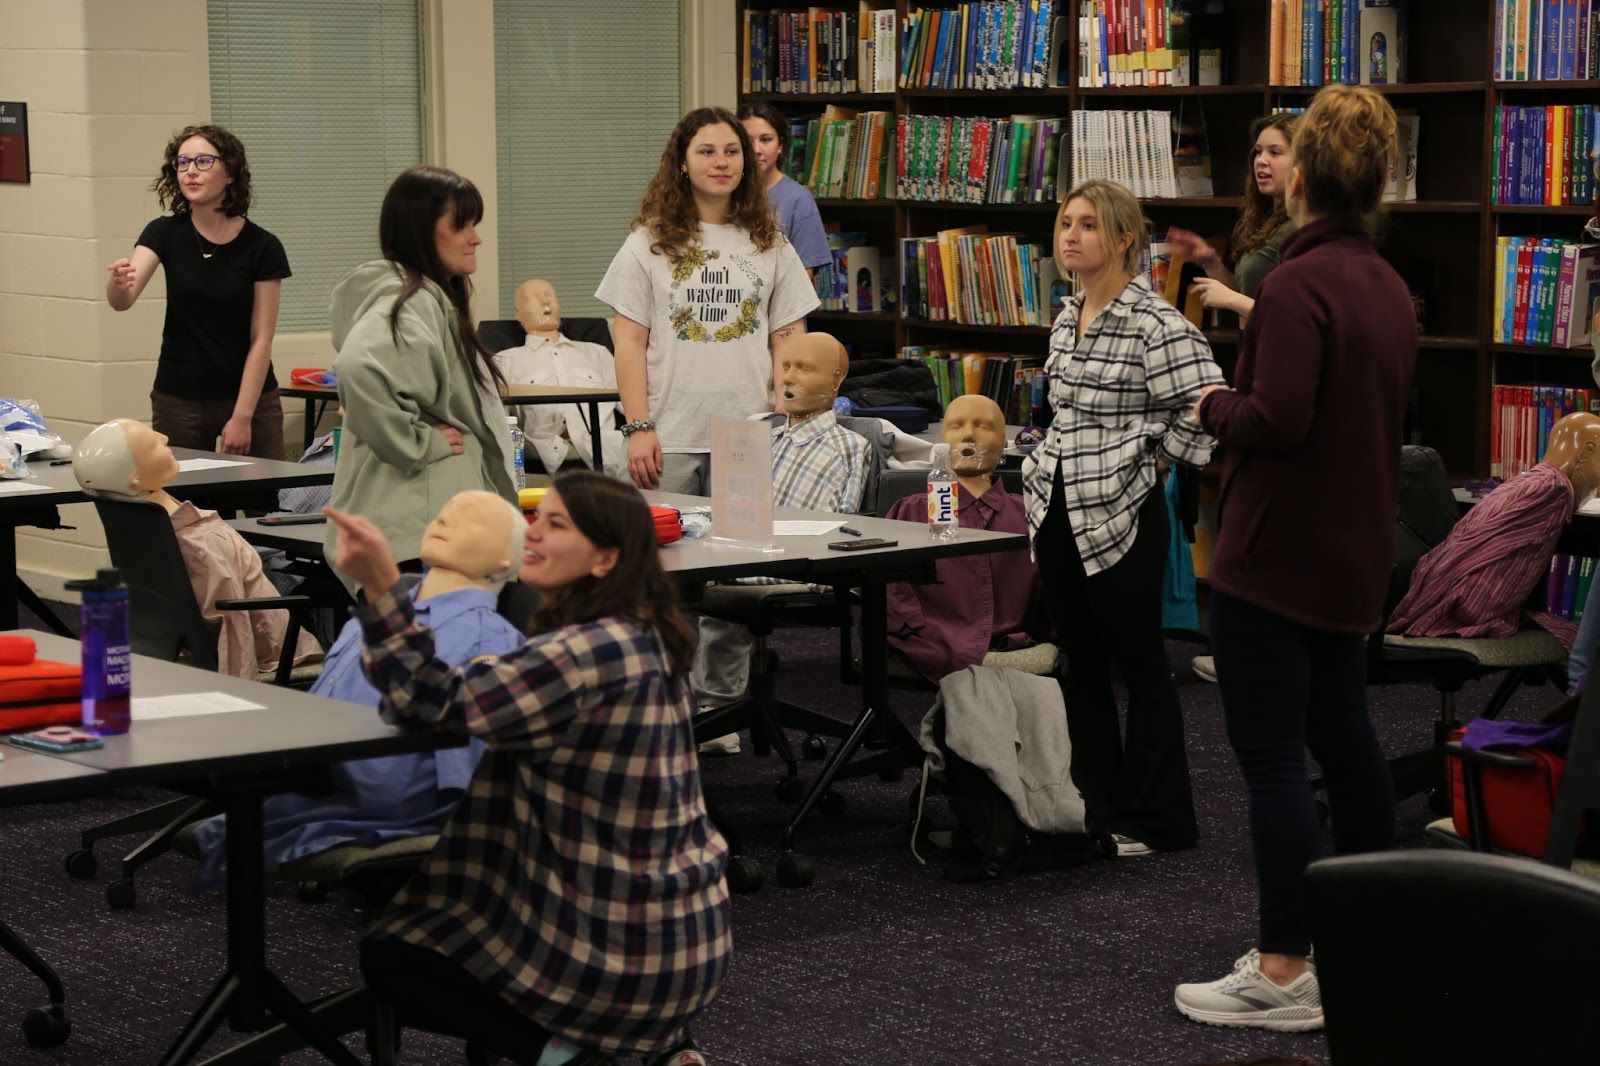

{"left": 0, "top": 102, "right": 29, "bottom": 183}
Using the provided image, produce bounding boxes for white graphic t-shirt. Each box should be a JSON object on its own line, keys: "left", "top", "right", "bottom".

{"left": 595, "top": 221, "right": 819, "bottom": 453}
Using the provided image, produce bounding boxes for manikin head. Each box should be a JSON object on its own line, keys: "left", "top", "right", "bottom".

{"left": 73, "top": 419, "right": 181, "bottom": 499}
{"left": 418, "top": 490, "right": 528, "bottom": 591}
{"left": 514, "top": 279, "right": 560, "bottom": 337}
{"left": 779, "top": 333, "right": 849, "bottom": 420}
{"left": 943, "top": 395, "right": 1007, "bottom": 484}
{"left": 1542, "top": 412, "right": 1600, "bottom": 505}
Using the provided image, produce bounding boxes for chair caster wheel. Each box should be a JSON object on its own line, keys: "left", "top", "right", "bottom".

{"left": 22, "top": 1004, "right": 69, "bottom": 1048}
{"left": 725, "top": 856, "right": 765, "bottom": 893}
{"left": 105, "top": 879, "right": 136, "bottom": 911}
{"left": 818, "top": 791, "right": 847, "bottom": 817}
{"left": 801, "top": 734, "right": 827, "bottom": 760}
{"left": 774, "top": 776, "right": 804, "bottom": 803}
{"left": 297, "top": 881, "right": 331, "bottom": 903}
{"left": 776, "top": 852, "right": 814, "bottom": 888}
{"left": 64, "top": 850, "right": 97, "bottom": 880}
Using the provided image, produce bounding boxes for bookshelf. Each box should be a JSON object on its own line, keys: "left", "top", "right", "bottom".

{"left": 735, "top": 1, "right": 1597, "bottom": 477}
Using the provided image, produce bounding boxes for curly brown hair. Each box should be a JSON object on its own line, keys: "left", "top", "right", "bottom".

{"left": 531, "top": 471, "right": 698, "bottom": 677}
{"left": 1229, "top": 113, "right": 1299, "bottom": 263}
{"left": 151, "top": 124, "right": 252, "bottom": 218}
{"left": 633, "top": 107, "right": 780, "bottom": 261}
{"left": 1291, "top": 85, "right": 1398, "bottom": 234}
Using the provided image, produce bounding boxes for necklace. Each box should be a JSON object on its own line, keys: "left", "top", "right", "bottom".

{"left": 194, "top": 226, "right": 216, "bottom": 259}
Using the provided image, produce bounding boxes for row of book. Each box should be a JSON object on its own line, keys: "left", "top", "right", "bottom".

{"left": 1269, "top": 0, "right": 1409, "bottom": 87}
{"left": 1491, "top": 384, "right": 1600, "bottom": 478}
{"left": 1068, "top": 109, "right": 1182, "bottom": 199}
{"left": 1493, "top": 238, "right": 1599, "bottom": 348}
{"left": 899, "top": 228, "right": 1061, "bottom": 327}
{"left": 1495, "top": 0, "right": 1600, "bottom": 81}
{"left": 1077, "top": 0, "right": 1224, "bottom": 88}
{"left": 741, "top": 7, "right": 897, "bottom": 95}
{"left": 898, "top": 2, "right": 1062, "bottom": 91}
{"left": 1544, "top": 553, "right": 1598, "bottom": 623}
{"left": 895, "top": 113, "right": 1065, "bottom": 204}
{"left": 899, "top": 348, "right": 1050, "bottom": 425}
{"left": 1492, "top": 105, "right": 1598, "bottom": 207}
{"left": 797, "top": 107, "right": 895, "bottom": 200}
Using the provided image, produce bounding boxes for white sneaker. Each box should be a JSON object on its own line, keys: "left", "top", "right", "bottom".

{"left": 1191, "top": 655, "right": 1218, "bottom": 683}
{"left": 1112, "top": 833, "right": 1155, "bottom": 857}
{"left": 697, "top": 733, "right": 741, "bottom": 756}
{"left": 1174, "top": 950, "right": 1324, "bottom": 1032}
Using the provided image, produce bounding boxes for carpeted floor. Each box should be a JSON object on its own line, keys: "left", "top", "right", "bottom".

{"left": 0, "top": 601, "right": 1558, "bottom": 1065}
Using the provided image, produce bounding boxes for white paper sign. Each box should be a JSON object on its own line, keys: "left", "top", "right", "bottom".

{"left": 773, "top": 521, "right": 845, "bottom": 536}
{"left": 131, "top": 692, "right": 266, "bottom": 720}
{"left": 709, "top": 416, "right": 775, "bottom": 547}
{"left": 176, "top": 458, "right": 249, "bottom": 472}
{"left": 0, "top": 481, "right": 51, "bottom": 495}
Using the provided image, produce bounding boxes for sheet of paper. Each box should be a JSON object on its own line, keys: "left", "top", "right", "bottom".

{"left": 1581, "top": 496, "right": 1600, "bottom": 516}
{"left": 773, "top": 520, "right": 846, "bottom": 536}
{"left": 131, "top": 692, "right": 266, "bottom": 720}
{"left": 177, "top": 458, "right": 249, "bottom": 472}
{"left": 0, "top": 480, "right": 52, "bottom": 495}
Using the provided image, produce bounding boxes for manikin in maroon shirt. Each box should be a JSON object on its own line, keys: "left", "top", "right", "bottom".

{"left": 885, "top": 395, "right": 1051, "bottom": 682}
{"left": 1389, "top": 411, "right": 1600, "bottom": 642}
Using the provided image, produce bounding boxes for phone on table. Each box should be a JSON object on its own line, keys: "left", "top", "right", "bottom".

{"left": 257, "top": 513, "right": 326, "bottom": 526}
{"left": 827, "top": 537, "right": 898, "bottom": 551}
{"left": 10, "top": 726, "right": 106, "bottom": 753}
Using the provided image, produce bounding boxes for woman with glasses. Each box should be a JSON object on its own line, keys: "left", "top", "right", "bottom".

{"left": 105, "top": 124, "right": 290, "bottom": 459}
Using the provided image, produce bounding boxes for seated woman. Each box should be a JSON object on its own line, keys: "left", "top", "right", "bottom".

{"left": 190, "top": 490, "right": 528, "bottom": 889}
{"left": 326, "top": 470, "right": 727, "bottom": 1066}
{"left": 73, "top": 417, "right": 322, "bottom": 679}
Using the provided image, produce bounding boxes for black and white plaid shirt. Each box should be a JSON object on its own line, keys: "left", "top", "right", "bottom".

{"left": 1022, "top": 273, "right": 1224, "bottom": 574}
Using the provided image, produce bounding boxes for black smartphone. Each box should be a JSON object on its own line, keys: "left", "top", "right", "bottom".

{"left": 257, "top": 513, "right": 327, "bottom": 526}
{"left": 827, "top": 537, "right": 897, "bottom": 551}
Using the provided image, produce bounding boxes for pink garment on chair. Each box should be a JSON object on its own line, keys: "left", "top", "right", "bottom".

{"left": 170, "top": 501, "right": 322, "bottom": 678}
{"left": 1387, "top": 463, "right": 1573, "bottom": 642}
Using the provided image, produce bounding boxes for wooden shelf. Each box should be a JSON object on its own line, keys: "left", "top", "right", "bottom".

{"left": 1142, "top": 196, "right": 1247, "bottom": 209}
{"left": 1491, "top": 342, "right": 1593, "bottom": 357}
{"left": 741, "top": 92, "right": 893, "bottom": 105}
{"left": 1495, "top": 80, "right": 1600, "bottom": 90}
{"left": 900, "top": 87, "right": 1073, "bottom": 99}
{"left": 900, "top": 200, "right": 1059, "bottom": 212}
{"left": 1417, "top": 335, "right": 1479, "bottom": 351}
{"left": 809, "top": 309, "right": 898, "bottom": 324}
{"left": 1204, "top": 329, "right": 1242, "bottom": 346}
{"left": 1491, "top": 204, "right": 1597, "bottom": 216}
{"left": 1075, "top": 84, "right": 1267, "bottom": 97}
{"left": 813, "top": 198, "right": 894, "bottom": 209}
{"left": 901, "top": 317, "right": 1050, "bottom": 336}
{"left": 1272, "top": 81, "right": 1488, "bottom": 95}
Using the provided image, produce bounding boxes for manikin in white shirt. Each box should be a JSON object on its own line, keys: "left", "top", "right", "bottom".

{"left": 493, "top": 278, "right": 626, "bottom": 478}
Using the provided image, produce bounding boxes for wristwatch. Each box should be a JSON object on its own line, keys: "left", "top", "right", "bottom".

{"left": 620, "top": 419, "right": 657, "bottom": 437}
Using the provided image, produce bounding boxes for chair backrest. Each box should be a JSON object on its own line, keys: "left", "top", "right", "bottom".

{"left": 1307, "top": 850, "right": 1600, "bottom": 1063}
{"left": 874, "top": 468, "right": 1024, "bottom": 519}
{"left": 477, "top": 317, "right": 614, "bottom": 354}
{"left": 90, "top": 495, "right": 219, "bottom": 670}
{"left": 1393, "top": 444, "right": 1459, "bottom": 602}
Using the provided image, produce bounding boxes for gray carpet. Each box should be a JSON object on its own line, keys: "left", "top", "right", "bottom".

{"left": 0, "top": 601, "right": 1553, "bottom": 1065}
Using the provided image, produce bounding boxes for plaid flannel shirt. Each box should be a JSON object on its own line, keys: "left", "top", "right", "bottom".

{"left": 1022, "top": 273, "right": 1224, "bottom": 575}
{"left": 356, "top": 586, "right": 730, "bottom": 1056}
{"left": 770, "top": 409, "right": 871, "bottom": 514}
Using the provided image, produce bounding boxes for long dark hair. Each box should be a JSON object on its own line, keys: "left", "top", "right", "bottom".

{"left": 634, "top": 107, "right": 780, "bottom": 261}
{"left": 531, "top": 471, "right": 697, "bottom": 677}
{"left": 1230, "top": 113, "right": 1299, "bottom": 263}
{"left": 737, "top": 101, "right": 791, "bottom": 163}
{"left": 378, "top": 166, "right": 504, "bottom": 393}
{"left": 153, "top": 124, "right": 251, "bottom": 217}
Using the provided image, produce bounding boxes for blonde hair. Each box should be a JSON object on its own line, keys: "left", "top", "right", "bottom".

{"left": 1291, "top": 85, "right": 1398, "bottom": 232}
{"left": 1055, "top": 180, "right": 1148, "bottom": 277}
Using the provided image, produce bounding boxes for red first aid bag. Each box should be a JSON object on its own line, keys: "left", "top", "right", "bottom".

{"left": 0, "top": 636, "right": 83, "bottom": 732}
{"left": 1446, "top": 726, "right": 1574, "bottom": 858}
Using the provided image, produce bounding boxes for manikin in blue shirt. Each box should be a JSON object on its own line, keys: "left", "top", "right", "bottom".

{"left": 194, "top": 490, "right": 529, "bottom": 888}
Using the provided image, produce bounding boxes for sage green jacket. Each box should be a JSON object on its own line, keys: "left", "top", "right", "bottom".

{"left": 325, "top": 261, "right": 515, "bottom": 580}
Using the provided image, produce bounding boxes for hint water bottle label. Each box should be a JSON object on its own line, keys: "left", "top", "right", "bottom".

{"left": 927, "top": 443, "right": 960, "bottom": 541}
{"left": 928, "top": 483, "right": 957, "bottom": 525}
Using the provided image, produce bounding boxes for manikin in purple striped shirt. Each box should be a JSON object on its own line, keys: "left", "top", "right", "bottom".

{"left": 1388, "top": 413, "right": 1600, "bottom": 641}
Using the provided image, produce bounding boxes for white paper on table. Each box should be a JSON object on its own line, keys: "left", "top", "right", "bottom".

{"left": 131, "top": 692, "right": 267, "bottom": 720}
{"left": 0, "top": 481, "right": 52, "bottom": 495}
{"left": 773, "top": 520, "right": 846, "bottom": 536}
{"left": 176, "top": 458, "right": 249, "bottom": 472}
{"left": 1581, "top": 496, "right": 1600, "bottom": 516}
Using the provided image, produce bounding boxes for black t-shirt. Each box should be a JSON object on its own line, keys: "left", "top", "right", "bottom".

{"left": 136, "top": 214, "right": 291, "bottom": 401}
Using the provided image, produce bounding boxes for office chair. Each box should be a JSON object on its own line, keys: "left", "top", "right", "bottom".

{"left": 1366, "top": 446, "right": 1565, "bottom": 806}
{"left": 1, "top": 919, "right": 71, "bottom": 1047}
{"left": 477, "top": 316, "right": 614, "bottom": 354}
{"left": 1306, "top": 850, "right": 1600, "bottom": 1064}
{"left": 63, "top": 494, "right": 320, "bottom": 910}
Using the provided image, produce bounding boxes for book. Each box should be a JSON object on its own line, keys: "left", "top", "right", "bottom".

{"left": 1172, "top": 97, "right": 1215, "bottom": 196}
{"left": 1359, "top": 3, "right": 1400, "bottom": 85}
{"left": 1553, "top": 242, "right": 1600, "bottom": 347}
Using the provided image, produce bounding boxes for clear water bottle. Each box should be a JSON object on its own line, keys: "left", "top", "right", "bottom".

{"left": 927, "top": 442, "right": 959, "bottom": 541}
{"left": 66, "top": 568, "right": 131, "bottom": 736}
{"left": 506, "top": 415, "right": 526, "bottom": 491}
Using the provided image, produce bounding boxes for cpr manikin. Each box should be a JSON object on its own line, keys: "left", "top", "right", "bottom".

{"left": 191, "top": 489, "right": 529, "bottom": 887}
{"left": 943, "top": 394, "right": 1009, "bottom": 497}
{"left": 493, "top": 279, "right": 626, "bottom": 478}
{"left": 778, "top": 331, "right": 849, "bottom": 422}
{"left": 73, "top": 419, "right": 322, "bottom": 679}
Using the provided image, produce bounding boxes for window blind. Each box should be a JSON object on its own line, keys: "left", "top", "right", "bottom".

{"left": 208, "top": 0, "right": 423, "bottom": 333}
{"left": 493, "top": 1, "right": 683, "bottom": 318}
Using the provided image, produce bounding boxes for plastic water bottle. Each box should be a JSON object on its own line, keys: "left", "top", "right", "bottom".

{"left": 506, "top": 416, "right": 526, "bottom": 491}
{"left": 67, "top": 568, "right": 131, "bottom": 736}
{"left": 927, "top": 443, "right": 959, "bottom": 541}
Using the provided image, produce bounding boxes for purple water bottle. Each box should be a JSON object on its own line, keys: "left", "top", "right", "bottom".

{"left": 66, "top": 568, "right": 131, "bottom": 735}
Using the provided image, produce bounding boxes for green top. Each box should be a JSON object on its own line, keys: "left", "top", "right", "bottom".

{"left": 1234, "top": 219, "right": 1297, "bottom": 299}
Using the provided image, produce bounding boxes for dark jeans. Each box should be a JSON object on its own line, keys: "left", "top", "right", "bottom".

{"left": 150, "top": 386, "right": 285, "bottom": 460}
{"left": 1034, "top": 470, "right": 1198, "bottom": 851}
{"left": 1210, "top": 590, "right": 1395, "bottom": 956}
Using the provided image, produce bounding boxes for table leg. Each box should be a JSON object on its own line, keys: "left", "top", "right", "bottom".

{"left": 587, "top": 400, "right": 602, "bottom": 472}
{"left": 302, "top": 399, "right": 315, "bottom": 454}
{"left": 1, "top": 525, "right": 17, "bottom": 631}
